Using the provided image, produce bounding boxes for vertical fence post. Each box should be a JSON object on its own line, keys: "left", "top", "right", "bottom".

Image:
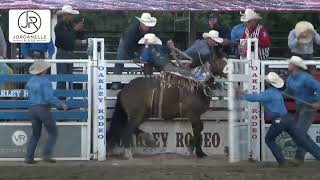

{"left": 228, "top": 60, "right": 238, "bottom": 162}
{"left": 247, "top": 38, "right": 261, "bottom": 161}
{"left": 91, "top": 38, "right": 107, "bottom": 161}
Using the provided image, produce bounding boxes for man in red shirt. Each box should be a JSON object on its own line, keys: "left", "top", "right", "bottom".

{"left": 240, "top": 9, "right": 270, "bottom": 60}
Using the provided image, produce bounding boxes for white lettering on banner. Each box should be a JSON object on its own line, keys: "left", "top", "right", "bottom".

{"left": 96, "top": 63, "right": 107, "bottom": 160}
{"left": 248, "top": 59, "right": 261, "bottom": 161}
{"left": 0, "top": 89, "right": 28, "bottom": 97}
{"left": 134, "top": 132, "right": 221, "bottom": 148}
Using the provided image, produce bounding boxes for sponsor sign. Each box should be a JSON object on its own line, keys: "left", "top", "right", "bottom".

{"left": 9, "top": 10, "right": 51, "bottom": 43}
{"left": 110, "top": 121, "right": 228, "bottom": 155}
{"left": 0, "top": 126, "right": 82, "bottom": 158}
{"left": 11, "top": 130, "right": 28, "bottom": 146}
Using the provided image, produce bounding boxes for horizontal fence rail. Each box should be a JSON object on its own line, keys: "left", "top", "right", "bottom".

{"left": 0, "top": 59, "right": 90, "bottom": 123}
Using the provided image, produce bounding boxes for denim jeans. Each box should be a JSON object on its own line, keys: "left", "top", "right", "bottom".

{"left": 25, "top": 105, "right": 58, "bottom": 161}
{"left": 294, "top": 104, "right": 317, "bottom": 161}
{"left": 265, "top": 114, "right": 320, "bottom": 165}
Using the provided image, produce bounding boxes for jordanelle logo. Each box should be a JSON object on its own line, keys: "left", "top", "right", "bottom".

{"left": 12, "top": 130, "right": 28, "bottom": 146}
{"left": 9, "top": 10, "right": 50, "bottom": 43}
{"left": 18, "top": 11, "right": 41, "bottom": 34}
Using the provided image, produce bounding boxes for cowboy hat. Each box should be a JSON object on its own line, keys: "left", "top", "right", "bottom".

{"left": 240, "top": 9, "right": 262, "bottom": 22}
{"left": 202, "top": 30, "right": 223, "bottom": 43}
{"left": 29, "top": 60, "right": 51, "bottom": 75}
{"left": 136, "top": 13, "right": 157, "bottom": 27}
{"left": 295, "top": 21, "right": 316, "bottom": 44}
{"left": 57, "top": 5, "right": 79, "bottom": 15}
{"left": 288, "top": 56, "right": 307, "bottom": 70}
{"left": 138, "top": 33, "right": 162, "bottom": 45}
{"left": 264, "top": 72, "right": 284, "bottom": 89}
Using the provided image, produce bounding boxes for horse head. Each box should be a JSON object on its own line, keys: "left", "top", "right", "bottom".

{"left": 199, "top": 52, "right": 229, "bottom": 96}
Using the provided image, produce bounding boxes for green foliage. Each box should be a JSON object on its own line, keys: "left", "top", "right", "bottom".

{"left": 59, "top": 11, "right": 320, "bottom": 35}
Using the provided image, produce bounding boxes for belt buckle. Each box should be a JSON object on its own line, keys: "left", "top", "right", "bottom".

{"left": 275, "top": 118, "right": 281, "bottom": 124}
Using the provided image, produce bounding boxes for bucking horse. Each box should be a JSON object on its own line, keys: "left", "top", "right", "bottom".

{"left": 107, "top": 50, "right": 228, "bottom": 160}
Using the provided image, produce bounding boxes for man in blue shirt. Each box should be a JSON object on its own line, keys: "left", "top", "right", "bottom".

{"left": 183, "top": 30, "right": 224, "bottom": 68}
{"left": 230, "top": 23, "right": 245, "bottom": 57}
{"left": 284, "top": 56, "right": 320, "bottom": 165}
{"left": 20, "top": 39, "right": 55, "bottom": 59}
{"left": 25, "top": 61, "right": 68, "bottom": 164}
{"left": 240, "top": 72, "right": 320, "bottom": 167}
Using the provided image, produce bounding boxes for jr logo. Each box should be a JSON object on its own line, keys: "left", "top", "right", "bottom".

{"left": 18, "top": 11, "right": 41, "bottom": 34}
{"left": 12, "top": 130, "right": 28, "bottom": 146}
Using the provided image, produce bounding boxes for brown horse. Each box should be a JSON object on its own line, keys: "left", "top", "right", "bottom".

{"left": 108, "top": 57, "right": 227, "bottom": 159}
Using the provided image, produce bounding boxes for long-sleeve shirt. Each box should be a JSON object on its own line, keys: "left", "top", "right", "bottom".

{"left": 231, "top": 23, "right": 245, "bottom": 42}
{"left": 26, "top": 75, "right": 64, "bottom": 108}
{"left": 288, "top": 29, "right": 320, "bottom": 55}
{"left": 184, "top": 39, "right": 214, "bottom": 68}
{"left": 116, "top": 21, "right": 145, "bottom": 60}
{"left": 241, "top": 24, "right": 270, "bottom": 48}
{"left": 55, "top": 20, "right": 83, "bottom": 51}
{"left": 240, "top": 24, "right": 270, "bottom": 60}
{"left": 140, "top": 47, "right": 152, "bottom": 63}
{"left": 284, "top": 70, "right": 320, "bottom": 105}
{"left": 139, "top": 45, "right": 171, "bottom": 70}
{"left": 20, "top": 39, "right": 55, "bottom": 58}
{"left": 241, "top": 87, "right": 288, "bottom": 119}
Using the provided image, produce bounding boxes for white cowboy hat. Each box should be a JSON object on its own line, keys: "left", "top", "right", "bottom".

{"left": 138, "top": 33, "right": 162, "bottom": 45}
{"left": 295, "top": 21, "right": 316, "bottom": 44}
{"left": 264, "top": 72, "right": 284, "bottom": 89}
{"left": 29, "top": 60, "right": 51, "bottom": 75}
{"left": 288, "top": 56, "right": 307, "bottom": 70}
{"left": 202, "top": 30, "right": 223, "bottom": 43}
{"left": 136, "top": 13, "right": 157, "bottom": 27}
{"left": 56, "top": 5, "right": 79, "bottom": 15}
{"left": 240, "top": 9, "right": 262, "bottom": 22}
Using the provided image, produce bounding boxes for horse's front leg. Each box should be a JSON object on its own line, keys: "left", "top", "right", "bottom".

{"left": 190, "top": 119, "right": 207, "bottom": 158}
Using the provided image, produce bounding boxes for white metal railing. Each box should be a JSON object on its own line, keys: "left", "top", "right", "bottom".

{"left": 0, "top": 58, "right": 92, "bottom": 161}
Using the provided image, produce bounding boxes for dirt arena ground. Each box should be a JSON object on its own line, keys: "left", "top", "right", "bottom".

{"left": 0, "top": 155, "right": 319, "bottom": 180}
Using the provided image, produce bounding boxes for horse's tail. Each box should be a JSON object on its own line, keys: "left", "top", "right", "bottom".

{"left": 108, "top": 91, "right": 128, "bottom": 146}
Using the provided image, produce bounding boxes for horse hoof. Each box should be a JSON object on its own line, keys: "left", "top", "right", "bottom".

{"left": 196, "top": 150, "right": 207, "bottom": 158}
{"left": 124, "top": 148, "right": 133, "bottom": 160}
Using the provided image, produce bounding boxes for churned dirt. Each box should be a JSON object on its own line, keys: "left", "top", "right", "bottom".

{"left": 0, "top": 154, "right": 319, "bottom": 180}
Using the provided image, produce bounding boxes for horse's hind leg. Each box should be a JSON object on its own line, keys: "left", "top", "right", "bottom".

{"left": 121, "top": 121, "right": 137, "bottom": 160}
{"left": 121, "top": 111, "right": 149, "bottom": 159}
{"left": 190, "top": 120, "right": 207, "bottom": 158}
